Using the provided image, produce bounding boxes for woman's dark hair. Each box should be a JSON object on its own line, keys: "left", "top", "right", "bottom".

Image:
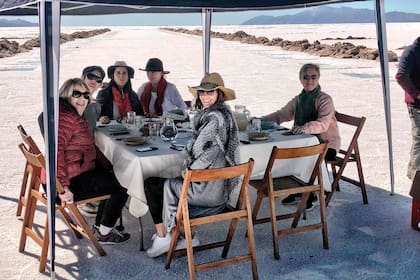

{"left": 195, "top": 89, "right": 225, "bottom": 110}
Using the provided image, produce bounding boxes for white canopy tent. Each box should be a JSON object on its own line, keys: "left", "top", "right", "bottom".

{"left": 0, "top": 0, "right": 393, "bottom": 278}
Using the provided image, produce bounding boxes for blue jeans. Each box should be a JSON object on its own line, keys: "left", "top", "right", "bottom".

{"left": 408, "top": 107, "right": 420, "bottom": 179}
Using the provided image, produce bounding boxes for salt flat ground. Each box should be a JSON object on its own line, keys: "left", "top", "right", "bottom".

{"left": 0, "top": 24, "right": 419, "bottom": 279}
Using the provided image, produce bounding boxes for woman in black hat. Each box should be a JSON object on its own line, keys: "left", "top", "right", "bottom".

{"left": 97, "top": 61, "right": 143, "bottom": 121}
{"left": 137, "top": 58, "right": 186, "bottom": 118}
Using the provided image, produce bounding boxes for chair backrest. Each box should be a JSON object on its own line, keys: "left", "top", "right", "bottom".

{"left": 334, "top": 111, "right": 366, "bottom": 158}
{"left": 17, "top": 125, "right": 42, "bottom": 154}
{"left": 262, "top": 143, "right": 328, "bottom": 186}
{"left": 180, "top": 159, "right": 255, "bottom": 210}
{"left": 18, "top": 142, "right": 65, "bottom": 194}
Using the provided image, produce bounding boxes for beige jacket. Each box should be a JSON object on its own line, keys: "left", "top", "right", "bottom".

{"left": 262, "top": 90, "right": 341, "bottom": 152}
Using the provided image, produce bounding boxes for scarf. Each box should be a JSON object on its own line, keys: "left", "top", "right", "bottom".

{"left": 111, "top": 85, "right": 132, "bottom": 118}
{"left": 140, "top": 78, "right": 168, "bottom": 116}
{"left": 294, "top": 85, "right": 321, "bottom": 126}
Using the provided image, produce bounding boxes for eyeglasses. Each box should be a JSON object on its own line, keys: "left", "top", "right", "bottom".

{"left": 198, "top": 90, "right": 216, "bottom": 96}
{"left": 86, "top": 72, "right": 103, "bottom": 83}
{"left": 72, "top": 90, "right": 90, "bottom": 100}
{"left": 303, "top": 75, "right": 318, "bottom": 81}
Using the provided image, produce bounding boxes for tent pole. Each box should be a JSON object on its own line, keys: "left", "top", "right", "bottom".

{"left": 39, "top": 0, "right": 61, "bottom": 278}
{"left": 202, "top": 8, "right": 212, "bottom": 75}
{"left": 374, "top": 0, "right": 395, "bottom": 194}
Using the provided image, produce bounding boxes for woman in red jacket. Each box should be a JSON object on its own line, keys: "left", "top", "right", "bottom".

{"left": 57, "top": 78, "right": 129, "bottom": 244}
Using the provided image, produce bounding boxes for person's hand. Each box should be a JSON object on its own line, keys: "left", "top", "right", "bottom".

{"left": 417, "top": 94, "right": 420, "bottom": 100}
{"left": 291, "top": 125, "right": 305, "bottom": 134}
{"left": 59, "top": 187, "right": 74, "bottom": 207}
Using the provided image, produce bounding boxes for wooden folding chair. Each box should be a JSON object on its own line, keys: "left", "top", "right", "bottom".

{"left": 249, "top": 143, "right": 328, "bottom": 259}
{"left": 16, "top": 125, "right": 42, "bottom": 217}
{"left": 325, "top": 112, "right": 367, "bottom": 206}
{"left": 18, "top": 143, "right": 110, "bottom": 272}
{"left": 165, "top": 159, "right": 258, "bottom": 280}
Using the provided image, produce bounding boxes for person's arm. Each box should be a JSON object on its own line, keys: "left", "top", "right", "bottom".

{"left": 395, "top": 47, "right": 420, "bottom": 102}
{"left": 168, "top": 84, "right": 187, "bottom": 109}
{"left": 57, "top": 112, "right": 75, "bottom": 206}
{"left": 261, "top": 96, "right": 297, "bottom": 124}
{"left": 301, "top": 93, "right": 335, "bottom": 134}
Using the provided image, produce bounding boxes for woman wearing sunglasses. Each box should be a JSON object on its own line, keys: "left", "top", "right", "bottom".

{"left": 261, "top": 63, "right": 341, "bottom": 210}
{"left": 79, "top": 65, "right": 106, "bottom": 132}
{"left": 143, "top": 72, "right": 240, "bottom": 257}
{"left": 57, "top": 78, "right": 130, "bottom": 244}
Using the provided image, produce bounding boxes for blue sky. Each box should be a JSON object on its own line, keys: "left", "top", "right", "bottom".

{"left": 1, "top": 0, "right": 420, "bottom": 26}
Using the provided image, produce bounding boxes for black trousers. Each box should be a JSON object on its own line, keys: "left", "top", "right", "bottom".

{"left": 325, "top": 148, "right": 337, "bottom": 161}
{"left": 144, "top": 177, "right": 166, "bottom": 224}
{"left": 69, "top": 165, "right": 128, "bottom": 228}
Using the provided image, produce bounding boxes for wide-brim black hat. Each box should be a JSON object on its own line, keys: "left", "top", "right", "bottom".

{"left": 139, "top": 58, "right": 170, "bottom": 74}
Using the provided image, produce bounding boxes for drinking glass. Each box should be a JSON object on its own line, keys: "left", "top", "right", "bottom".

{"left": 252, "top": 118, "right": 261, "bottom": 132}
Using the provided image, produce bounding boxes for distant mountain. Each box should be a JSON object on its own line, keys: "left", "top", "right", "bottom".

{"left": 0, "top": 18, "right": 38, "bottom": 27}
{"left": 242, "top": 6, "right": 420, "bottom": 25}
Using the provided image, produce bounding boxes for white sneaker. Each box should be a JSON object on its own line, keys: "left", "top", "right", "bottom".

{"left": 146, "top": 234, "right": 171, "bottom": 258}
{"left": 175, "top": 232, "right": 200, "bottom": 250}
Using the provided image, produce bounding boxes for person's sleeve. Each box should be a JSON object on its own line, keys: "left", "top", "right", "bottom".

{"left": 57, "top": 115, "right": 73, "bottom": 187}
{"left": 169, "top": 85, "right": 187, "bottom": 109}
{"left": 261, "top": 96, "right": 297, "bottom": 124}
{"left": 137, "top": 84, "right": 145, "bottom": 100}
{"left": 396, "top": 48, "right": 420, "bottom": 102}
{"left": 302, "top": 94, "right": 335, "bottom": 134}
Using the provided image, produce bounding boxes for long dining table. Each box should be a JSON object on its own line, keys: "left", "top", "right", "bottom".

{"left": 95, "top": 122, "right": 331, "bottom": 218}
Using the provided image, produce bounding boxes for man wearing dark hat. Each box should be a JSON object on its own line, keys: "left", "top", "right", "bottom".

{"left": 97, "top": 61, "right": 143, "bottom": 121}
{"left": 137, "top": 58, "right": 186, "bottom": 118}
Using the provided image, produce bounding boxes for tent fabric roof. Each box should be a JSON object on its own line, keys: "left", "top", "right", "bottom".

{"left": 0, "top": 0, "right": 367, "bottom": 15}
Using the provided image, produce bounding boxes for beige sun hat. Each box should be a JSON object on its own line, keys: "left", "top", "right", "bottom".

{"left": 188, "top": 72, "right": 236, "bottom": 101}
{"left": 107, "top": 60, "right": 134, "bottom": 79}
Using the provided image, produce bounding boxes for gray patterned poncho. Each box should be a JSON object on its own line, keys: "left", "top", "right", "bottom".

{"left": 163, "top": 103, "right": 240, "bottom": 232}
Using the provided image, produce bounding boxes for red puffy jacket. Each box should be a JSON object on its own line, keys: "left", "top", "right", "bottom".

{"left": 57, "top": 103, "right": 96, "bottom": 187}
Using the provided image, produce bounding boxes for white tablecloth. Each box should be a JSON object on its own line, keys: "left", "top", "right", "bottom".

{"left": 95, "top": 126, "right": 330, "bottom": 217}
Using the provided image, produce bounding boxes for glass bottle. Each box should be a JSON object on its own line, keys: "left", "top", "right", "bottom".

{"left": 160, "top": 115, "right": 178, "bottom": 141}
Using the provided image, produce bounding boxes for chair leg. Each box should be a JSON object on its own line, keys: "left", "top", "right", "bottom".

{"left": 221, "top": 218, "right": 239, "bottom": 258}
{"left": 39, "top": 215, "right": 50, "bottom": 273}
{"left": 138, "top": 217, "right": 144, "bottom": 251}
{"left": 244, "top": 195, "right": 259, "bottom": 280}
{"left": 331, "top": 164, "right": 340, "bottom": 192}
{"left": 116, "top": 213, "right": 124, "bottom": 232}
{"left": 318, "top": 190, "right": 329, "bottom": 249}
{"left": 58, "top": 206, "right": 83, "bottom": 239}
{"left": 355, "top": 153, "right": 368, "bottom": 204}
{"left": 17, "top": 163, "right": 30, "bottom": 216}
{"left": 252, "top": 192, "right": 263, "bottom": 223}
{"left": 67, "top": 204, "right": 106, "bottom": 256}
{"left": 182, "top": 203, "right": 196, "bottom": 280}
{"left": 268, "top": 191, "right": 280, "bottom": 259}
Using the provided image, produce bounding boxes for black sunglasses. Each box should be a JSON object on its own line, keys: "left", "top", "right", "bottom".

{"left": 86, "top": 72, "right": 103, "bottom": 83}
{"left": 198, "top": 90, "right": 216, "bottom": 96}
{"left": 72, "top": 90, "right": 90, "bottom": 100}
{"left": 303, "top": 75, "right": 318, "bottom": 81}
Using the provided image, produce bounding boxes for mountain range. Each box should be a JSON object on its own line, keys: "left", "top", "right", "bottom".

{"left": 1, "top": 6, "right": 420, "bottom": 27}
{"left": 242, "top": 6, "right": 420, "bottom": 25}
{"left": 0, "top": 18, "right": 37, "bottom": 27}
